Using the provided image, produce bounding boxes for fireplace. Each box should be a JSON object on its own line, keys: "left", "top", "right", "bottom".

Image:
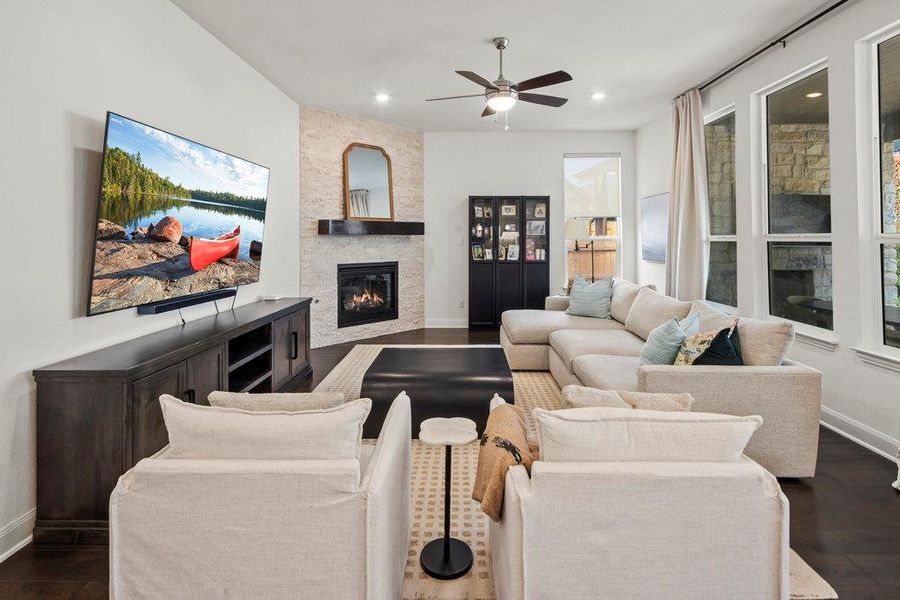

{"left": 337, "top": 262, "right": 399, "bottom": 328}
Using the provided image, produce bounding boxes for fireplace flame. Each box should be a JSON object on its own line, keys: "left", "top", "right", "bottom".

{"left": 345, "top": 288, "right": 385, "bottom": 311}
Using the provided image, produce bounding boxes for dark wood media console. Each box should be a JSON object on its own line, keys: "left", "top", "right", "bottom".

{"left": 32, "top": 298, "right": 312, "bottom": 545}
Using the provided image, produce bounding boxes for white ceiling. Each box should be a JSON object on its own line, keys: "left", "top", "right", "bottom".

{"left": 171, "top": 0, "right": 832, "bottom": 132}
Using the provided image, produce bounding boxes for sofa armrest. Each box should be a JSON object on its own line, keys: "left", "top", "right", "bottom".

{"left": 489, "top": 465, "right": 531, "bottom": 600}
{"left": 638, "top": 364, "right": 822, "bottom": 477}
{"left": 361, "top": 392, "right": 411, "bottom": 600}
{"left": 545, "top": 295, "right": 569, "bottom": 311}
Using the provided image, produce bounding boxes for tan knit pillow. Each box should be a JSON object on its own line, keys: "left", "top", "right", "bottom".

{"left": 562, "top": 385, "right": 693, "bottom": 412}
{"left": 562, "top": 385, "right": 630, "bottom": 409}
{"left": 207, "top": 391, "right": 345, "bottom": 412}
{"left": 618, "top": 391, "right": 694, "bottom": 412}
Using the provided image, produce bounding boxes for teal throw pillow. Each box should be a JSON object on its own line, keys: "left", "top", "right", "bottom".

{"left": 640, "top": 313, "right": 701, "bottom": 365}
{"left": 566, "top": 276, "right": 613, "bottom": 319}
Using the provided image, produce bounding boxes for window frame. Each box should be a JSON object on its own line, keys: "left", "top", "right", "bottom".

{"left": 864, "top": 23, "right": 900, "bottom": 358}
{"left": 562, "top": 153, "right": 623, "bottom": 280}
{"left": 703, "top": 105, "right": 738, "bottom": 310}
{"left": 757, "top": 60, "right": 836, "bottom": 336}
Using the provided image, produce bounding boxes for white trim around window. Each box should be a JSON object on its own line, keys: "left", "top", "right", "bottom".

{"left": 703, "top": 105, "right": 738, "bottom": 310}
{"left": 754, "top": 59, "right": 837, "bottom": 343}
{"left": 854, "top": 20, "right": 900, "bottom": 367}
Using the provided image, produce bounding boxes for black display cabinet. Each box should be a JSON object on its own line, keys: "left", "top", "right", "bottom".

{"left": 468, "top": 196, "right": 550, "bottom": 328}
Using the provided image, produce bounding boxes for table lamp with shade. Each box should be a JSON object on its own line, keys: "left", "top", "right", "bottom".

{"left": 564, "top": 217, "right": 595, "bottom": 282}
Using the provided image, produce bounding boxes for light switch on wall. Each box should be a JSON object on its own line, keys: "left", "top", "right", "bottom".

{"left": 457, "top": 299, "right": 465, "bottom": 308}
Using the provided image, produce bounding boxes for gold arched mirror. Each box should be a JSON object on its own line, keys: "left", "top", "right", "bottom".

{"left": 342, "top": 143, "right": 394, "bottom": 221}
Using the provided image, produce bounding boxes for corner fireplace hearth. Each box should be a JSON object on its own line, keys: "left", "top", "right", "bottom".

{"left": 337, "top": 262, "right": 399, "bottom": 328}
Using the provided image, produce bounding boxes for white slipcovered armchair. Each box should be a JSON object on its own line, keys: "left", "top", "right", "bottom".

{"left": 491, "top": 460, "right": 789, "bottom": 599}
{"left": 109, "top": 394, "right": 412, "bottom": 599}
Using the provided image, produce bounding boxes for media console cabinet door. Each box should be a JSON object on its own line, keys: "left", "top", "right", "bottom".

{"left": 185, "top": 345, "right": 225, "bottom": 406}
{"left": 272, "top": 314, "right": 292, "bottom": 387}
{"left": 289, "top": 310, "right": 309, "bottom": 375}
{"left": 273, "top": 309, "right": 310, "bottom": 388}
{"left": 132, "top": 362, "right": 185, "bottom": 462}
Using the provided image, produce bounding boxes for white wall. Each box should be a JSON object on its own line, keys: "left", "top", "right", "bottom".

{"left": 635, "top": 112, "right": 672, "bottom": 291}
{"left": 424, "top": 131, "right": 635, "bottom": 327}
{"left": 0, "top": 0, "right": 300, "bottom": 558}
{"left": 635, "top": 0, "right": 900, "bottom": 457}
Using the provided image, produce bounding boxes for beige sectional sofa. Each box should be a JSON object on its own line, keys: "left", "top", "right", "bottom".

{"left": 500, "top": 278, "right": 823, "bottom": 478}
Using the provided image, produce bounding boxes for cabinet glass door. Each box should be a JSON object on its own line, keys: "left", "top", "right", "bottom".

{"left": 497, "top": 197, "right": 521, "bottom": 262}
{"left": 470, "top": 198, "right": 494, "bottom": 262}
{"left": 523, "top": 198, "right": 549, "bottom": 263}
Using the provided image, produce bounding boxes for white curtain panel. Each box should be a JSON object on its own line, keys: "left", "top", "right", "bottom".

{"left": 666, "top": 89, "right": 710, "bottom": 301}
{"left": 350, "top": 189, "right": 370, "bottom": 217}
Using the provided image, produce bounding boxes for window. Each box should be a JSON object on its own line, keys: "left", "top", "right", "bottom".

{"left": 563, "top": 155, "right": 621, "bottom": 283}
{"left": 763, "top": 68, "right": 834, "bottom": 330}
{"left": 876, "top": 32, "right": 900, "bottom": 348}
{"left": 704, "top": 111, "right": 737, "bottom": 307}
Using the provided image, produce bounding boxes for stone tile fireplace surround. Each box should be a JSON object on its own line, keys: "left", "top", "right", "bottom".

{"left": 299, "top": 106, "right": 425, "bottom": 347}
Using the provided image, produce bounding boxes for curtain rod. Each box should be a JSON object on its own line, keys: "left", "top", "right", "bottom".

{"left": 697, "top": 0, "right": 855, "bottom": 92}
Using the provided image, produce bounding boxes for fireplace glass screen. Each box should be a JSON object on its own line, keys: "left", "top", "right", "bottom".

{"left": 337, "top": 262, "right": 398, "bottom": 328}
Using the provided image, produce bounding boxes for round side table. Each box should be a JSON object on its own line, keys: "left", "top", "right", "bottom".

{"left": 418, "top": 417, "right": 478, "bottom": 580}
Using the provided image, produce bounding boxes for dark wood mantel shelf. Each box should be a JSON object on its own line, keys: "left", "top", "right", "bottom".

{"left": 318, "top": 219, "right": 424, "bottom": 236}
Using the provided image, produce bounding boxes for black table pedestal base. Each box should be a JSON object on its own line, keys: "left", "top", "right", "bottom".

{"left": 419, "top": 443, "right": 473, "bottom": 580}
{"left": 420, "top": 537, "right": 473, "bottom": 580}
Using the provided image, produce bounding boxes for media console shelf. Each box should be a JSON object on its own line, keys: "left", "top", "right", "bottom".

{"left": 32, "top": 298, "right": 311, "bottom": 545}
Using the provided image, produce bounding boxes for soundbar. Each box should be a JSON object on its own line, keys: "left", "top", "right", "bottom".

{"left": 136, "top": 288, "right": 237, "bottom": 315}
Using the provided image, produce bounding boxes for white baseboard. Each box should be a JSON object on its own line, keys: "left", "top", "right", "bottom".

{"left": 820, "top": 406, "right": 899, "bottom": 461}
{"left": 424, "top": 319, "right": 468, "bottom": 328}
{"left": 0, "top": 508, "right": 35, "bottom": 564}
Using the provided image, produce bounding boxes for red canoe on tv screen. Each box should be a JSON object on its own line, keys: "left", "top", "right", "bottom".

{"left": 189, "top": 226, "right": 241, "bottom": 271}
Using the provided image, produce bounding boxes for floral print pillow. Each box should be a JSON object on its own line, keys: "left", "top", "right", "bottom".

{"left": 674, "top": 318, "right": 739, "bottom": 366}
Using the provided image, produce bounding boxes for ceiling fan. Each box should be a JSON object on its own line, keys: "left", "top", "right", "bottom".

{"left": 426, "top": 37, "right": 572, "bottom": 117}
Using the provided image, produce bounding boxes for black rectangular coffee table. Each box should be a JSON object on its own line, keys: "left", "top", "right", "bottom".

{"left": 360, "top": 347, "right": 514, "bottom": 438}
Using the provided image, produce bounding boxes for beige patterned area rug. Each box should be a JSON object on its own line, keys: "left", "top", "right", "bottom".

{"left": 317, "top": 345, "right": 838, "bottom": 600}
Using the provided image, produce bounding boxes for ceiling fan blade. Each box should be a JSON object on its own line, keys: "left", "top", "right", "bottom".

{"left": 518, "top": 93, "right": 568, "bottom": 107}
{"left": 481, "top": 105, "right": 496, "bottom": 117}
{"left": 425, "top": 93, "right": 486, "bottom": 102}
{"left": 515, "top": 70, "right": 573, "bottom": 91}
{"left": 456, "top": 70, "right": 498, "bottom": 90}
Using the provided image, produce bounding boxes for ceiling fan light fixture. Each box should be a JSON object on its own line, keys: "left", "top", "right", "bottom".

{"left": 486, "top": 89, "right": 518, "bottom": 112}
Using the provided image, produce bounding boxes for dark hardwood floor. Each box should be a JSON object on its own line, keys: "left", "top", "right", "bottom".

{"left": 2, "top": 328, "right": 898, "bottom": 599}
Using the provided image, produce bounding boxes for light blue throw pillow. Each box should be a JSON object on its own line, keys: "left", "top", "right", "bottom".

{"left": 640, "top": 313, "right": 700, "bottom": 365}
{"left": 566, "top": 276, "right": 613, "bottom": 318}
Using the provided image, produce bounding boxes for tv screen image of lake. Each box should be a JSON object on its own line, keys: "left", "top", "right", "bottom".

{"left": 117, "top": 196, "right": 263, "bottom": 261}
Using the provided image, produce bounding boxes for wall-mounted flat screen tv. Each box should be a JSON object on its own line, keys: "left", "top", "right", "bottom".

{"left": 88, "top": 112, "right": 269, "bottom": 315}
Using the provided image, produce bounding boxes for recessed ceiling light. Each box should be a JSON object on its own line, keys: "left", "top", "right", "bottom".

{"left": 375, "top": 93, "right": 390, "bottom": 103}
{"left": 591, "top": 92, "right": 606, "bottom": 101}
{"left": 805, "top": 92, "right": 823, "bottom": 98}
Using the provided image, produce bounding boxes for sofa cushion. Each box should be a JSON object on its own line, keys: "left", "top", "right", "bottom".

{"left": 566, "top": 276, "right": 613, "bottom": 318}
{"left": 159, "top": 394, "right": 372, "bottom": 460}
{"left": 549, "top": 329, "right": 645, "bottom": 371}
{"left": 571, "top": 354, "right": 641, "bottom": 391}
{"left": 502, "top": 309, "right": 625, "bottom": 345}
{"left": 533, "top": 406, "right": 762, "bottom": 463}
{"left": 624, "top": 288, "right": 692, "bottom": 340}
{"left": 610, "top": 279, "right": 644, "bottom": 323}
{"left": 689, "top": 301, "right": 794, "bottom": 366}
{"left": 562, "top": 386, "right": 694, "bottom": 412}
{"left": 208, "top": 391, "right": 345, "bottom": 411}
